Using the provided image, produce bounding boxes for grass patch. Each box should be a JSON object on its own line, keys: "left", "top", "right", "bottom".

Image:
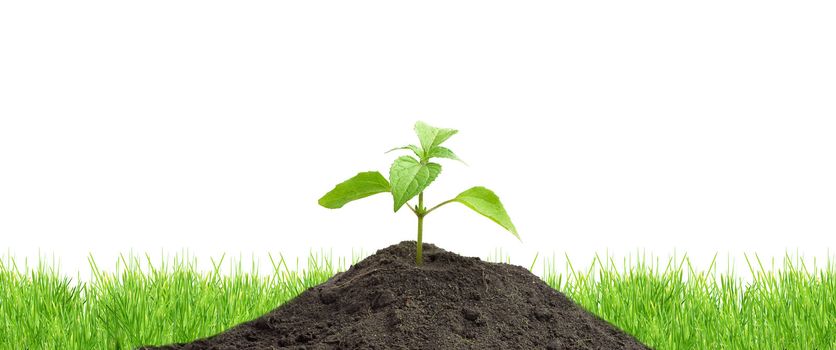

{"left": 543, "top": 253, "right": 835, "bottom": 349}
{"left": 1, "top": 251, "right": 833, "bottom": 349}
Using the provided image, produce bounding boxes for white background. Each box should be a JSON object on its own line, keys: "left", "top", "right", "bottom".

{"left": 2, "top": 1, "right": 834, "bottom": 277}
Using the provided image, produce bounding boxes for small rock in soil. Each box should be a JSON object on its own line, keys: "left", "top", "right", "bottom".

{"left": 546, "top": 338, "right": 564, "bottom": 350}
{"left": 371, "top": 289, "right": 396, "bottom": 310}
{"left": 318, "top": 289, "right": 337, "bottom": 305}
{"left": 461, "top": 307, "right": 480, "bottom": 321}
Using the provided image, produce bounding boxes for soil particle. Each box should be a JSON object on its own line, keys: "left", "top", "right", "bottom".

{"left": 461, "top": 307, "right": 480, "bottom": 321}
{"left": 139, "top": 241, "right": 650, "bottom": 350}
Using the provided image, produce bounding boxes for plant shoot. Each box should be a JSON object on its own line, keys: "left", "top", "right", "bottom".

{"left": 318, "top": 121, "right": 519, "bottom": 265}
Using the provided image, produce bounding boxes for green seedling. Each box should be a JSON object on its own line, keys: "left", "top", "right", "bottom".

{"left": 318, "top": 121, "right": 519, "bottom": 265}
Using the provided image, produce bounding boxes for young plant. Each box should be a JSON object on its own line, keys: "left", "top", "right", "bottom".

{"left": 318, "top": 121, "right": 519, "bottom": 265}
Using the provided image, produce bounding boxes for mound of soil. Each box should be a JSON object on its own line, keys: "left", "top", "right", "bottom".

{"left": 141, "top": 241, "right": 649, "bottom": 350}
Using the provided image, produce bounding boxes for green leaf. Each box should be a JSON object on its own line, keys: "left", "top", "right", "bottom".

{"left": 427, "top": 146, "right": 465, "bottom": 164}
{"left": 389, "top": 156, "right": 441, "bottom": 212}
{"left": 414, "top": 121, "right": 458, "bottom": 155}
{"left": 386, "top": 144, "right": 424, "bottom": 159}
{"left": 318, "top": 171, "right": 391, "bottom": 209}
{"left": 453, "top": 186, "right": 519, "bottom": 240}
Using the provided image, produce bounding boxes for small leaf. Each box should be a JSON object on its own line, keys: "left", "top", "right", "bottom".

{"left": 427, "top": 146, "right": 465, "bottom": 164}
{"left": 318, "top": 171, "right": 391, "bottom": 209}
{"left": 386, "top": 144, "right": 424, "bottom": 159}
{"left": 453, "top": 186, "right": 519, "bottom": 240}
{"left": 414, "top": 121, "right": 458, "bottom": 155}
{"left": 389, "top": 156, "right": 441, "bottom": 212}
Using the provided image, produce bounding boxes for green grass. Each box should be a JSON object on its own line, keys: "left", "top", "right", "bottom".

{"left": 543, "top": 253, "right": 835, "bottom": 349}
{"left": 1, "top": 252, "right": 833, "bottom": 350}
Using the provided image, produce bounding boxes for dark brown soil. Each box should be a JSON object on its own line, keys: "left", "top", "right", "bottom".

{"left": 140, "top": 241, "right": 650, "bottom": 350}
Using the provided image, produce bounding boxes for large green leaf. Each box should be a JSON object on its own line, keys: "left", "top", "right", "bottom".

{"left": 414, "top": 121, "right": 458, "bottom": 155}
{"left": 453, "top": 186, "right": 519, "bottom": 239}
{"left": 386, "top": 144, "right": 424, "bottom": 159}
{"left": 389, "top": 156, "right": 441, "bottom": 212}
{"left": 318, "top": 171, "right": 391, "bottom": 209}
{"left": 426, "top": 146, "right": 464, "bottom": 164}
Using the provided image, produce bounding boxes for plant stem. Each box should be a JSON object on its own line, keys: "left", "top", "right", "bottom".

{"left": 416, "top": 192, "right": 424, "bottom": 265}
{"left": 424, "top": 199, "right": 455, "bottom": 215}
{"left": 406, "top": 203, "right": 418, "bottom": 215}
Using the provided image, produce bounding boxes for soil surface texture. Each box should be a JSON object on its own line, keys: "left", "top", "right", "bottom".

{"left": 141, "top": 241, "right": 650, "bottom": 350}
